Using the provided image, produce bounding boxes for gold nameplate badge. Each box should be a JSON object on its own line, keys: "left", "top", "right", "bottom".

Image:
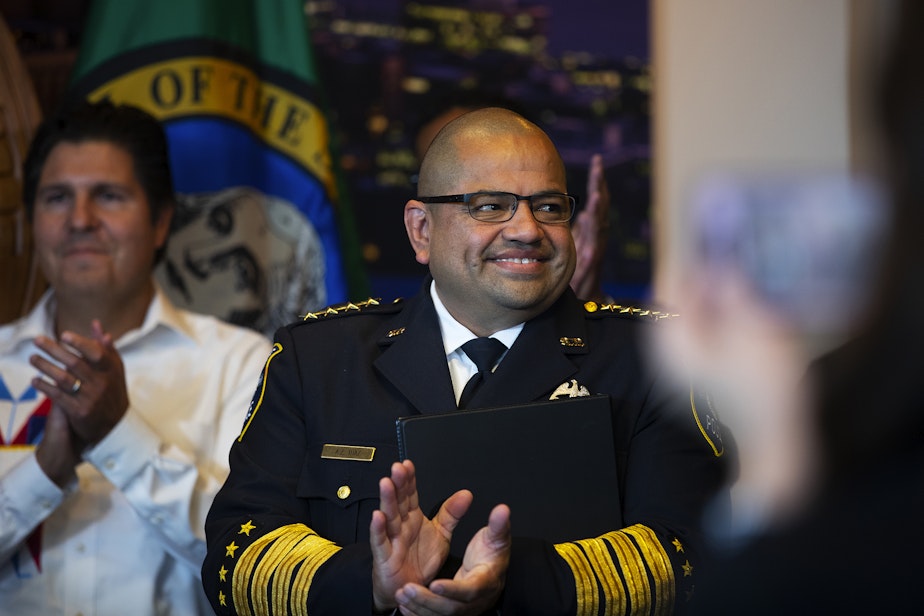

{"left": 321, "top": 444, "right": 376, "bottom": 462}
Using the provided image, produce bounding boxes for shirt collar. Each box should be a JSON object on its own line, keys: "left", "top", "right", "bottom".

{"left": 429, "top": 281, "right": 523, "bottom": 357}
{"left": 0, "top": 290, "right": 57, "bottom": 355}
{"left": 118, "top": 283, "right": 198, "bottom": 349}
{"left": 0, "top": 282, "right": 197, "bottom": 354}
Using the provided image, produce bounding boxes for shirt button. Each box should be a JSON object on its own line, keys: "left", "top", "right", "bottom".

{"left": 336, "top": 485, "right": 351, "bottom": 500}
{"left": 104, "top": 458, "right": 116, "bottom": 470}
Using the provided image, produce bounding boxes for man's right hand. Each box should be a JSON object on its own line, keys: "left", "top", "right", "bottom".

{"left": 32, "top": 319, "right": 130, "bottom": 487}
{"left": 370, "top": 460, "right": 474, "bottom": 612}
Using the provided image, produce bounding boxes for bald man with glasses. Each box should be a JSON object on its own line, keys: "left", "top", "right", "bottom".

{"left": 203, "top": 108, "right": 729, "bottom": 616}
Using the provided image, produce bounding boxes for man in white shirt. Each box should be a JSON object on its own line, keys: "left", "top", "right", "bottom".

{"left": 0, "top": 100, "right": 272, "bottom": 615}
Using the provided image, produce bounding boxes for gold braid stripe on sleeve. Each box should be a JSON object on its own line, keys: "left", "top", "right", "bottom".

{"left": 605, "top": 531, "right": 645, "bottom": 610}
{"left": 585, "top": 531, "right": 628, "bottom": 613}
{"left": 624, "top": 525, "right": 676, "bottom": 609}
{"left": 555, "top": 539, "right": 601, "bottom": 615}
{"left": 554, "top": 523, "right": 675, "bottom": 616}
{"left": 232, "top": 523, "right": 341, "bottom": 616}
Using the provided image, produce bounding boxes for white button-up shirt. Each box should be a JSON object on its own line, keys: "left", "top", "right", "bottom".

{"left": 430, "top": 282, "right": 523, "bottom": 404}
{"left": 0, "top": 286, "right": 272, "bottom": 615}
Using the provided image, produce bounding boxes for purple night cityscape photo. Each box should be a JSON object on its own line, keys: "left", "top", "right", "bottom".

{"left": 307, "top": 0, "right": 652, "bottom": 301}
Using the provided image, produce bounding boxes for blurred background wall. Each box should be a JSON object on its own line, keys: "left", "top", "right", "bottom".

{"left": 652, "top": 0, "right": 898, "bottom": 302}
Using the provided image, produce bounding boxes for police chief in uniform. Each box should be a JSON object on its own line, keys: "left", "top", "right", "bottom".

{"left": 203, "top": 108, "right": 729, "bottom": 616}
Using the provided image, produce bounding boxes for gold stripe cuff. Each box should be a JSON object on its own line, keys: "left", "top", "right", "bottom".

{"left": 556, "top": 524, "right": 676, "bottom": 616}
{"left": 583, "top": 533, "right": 626, "bottom": 615}
{"left": 272, "top": 533, "right": 316, "bottom": 616}
{"left": 289, "top": 536, "right": 341, "bottom": 615}
{"left": 624, "top": 525, "right": 675, "bottom": 615}
{"left": 605, "top": 530, "right": 649, "bottom": 611}
{"left": 231, "top": 523, "right": 341, "bottom": 616}
{"left": 555, "top": 542, "right": 599, "bottom": 616}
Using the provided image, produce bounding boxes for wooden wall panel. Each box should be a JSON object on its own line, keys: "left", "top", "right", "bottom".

{"left": 0, "top": 13, "right": 44, "bottom": 324}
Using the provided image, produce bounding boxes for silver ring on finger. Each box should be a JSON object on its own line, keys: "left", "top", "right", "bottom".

{"left": 70, "top": 378, "right": 82, "bottom": 395}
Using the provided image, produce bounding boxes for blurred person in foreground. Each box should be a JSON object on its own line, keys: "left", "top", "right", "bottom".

{"left": 653, "top": 2, "right": 922, "bottom": 612}
{"left": 0, "top": 100, "right": 272, "bottom": 614}
{"left": 203, "top": 107, "right": 729, "bottom": 615}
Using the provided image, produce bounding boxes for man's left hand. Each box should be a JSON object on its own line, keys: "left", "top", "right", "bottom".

{"left": 394, "top": 503, "right": 511, "bottom": 616}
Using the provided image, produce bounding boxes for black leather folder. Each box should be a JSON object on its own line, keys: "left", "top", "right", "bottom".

{"left": 396, "top": 394, "right": 622, "bottom": 556}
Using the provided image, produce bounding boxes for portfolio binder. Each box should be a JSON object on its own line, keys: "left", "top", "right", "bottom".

{"left": 396, "top": 394, "right": 622, "bottom": 556}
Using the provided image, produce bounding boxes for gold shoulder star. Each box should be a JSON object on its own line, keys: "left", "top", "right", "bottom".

{"left": 226, "top": 541, "right": 239, "bottom": 558}
{"left": 219, "top": 590, "right": 227, "bottom": 607}
{"left": 219, "top": 565, "right": 228, "bottom": 583}
{"left": 239, "top": 520, "right": 257, "bottom": 536}
{"left": 682, "top": 560, "right": 694, "bottom": 577}
{"left": 672, "top": 537, "right": 685, "bottom": 553}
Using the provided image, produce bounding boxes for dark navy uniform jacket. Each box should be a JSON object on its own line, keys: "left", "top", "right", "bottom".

{"left": 203, "top": 282, "right": 729, "bottom": 615}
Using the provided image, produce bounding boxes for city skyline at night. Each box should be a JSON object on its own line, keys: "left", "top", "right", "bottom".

{"left": 307, "top": 0, "right": 652, "bottom": 300}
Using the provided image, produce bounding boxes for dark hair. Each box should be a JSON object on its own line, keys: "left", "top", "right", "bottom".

{"left": 22, "top": 99, "right": 176, "bottom": 225}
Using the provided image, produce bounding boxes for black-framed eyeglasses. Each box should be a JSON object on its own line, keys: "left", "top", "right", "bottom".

{"left": 417, "top": 191, "right": 577, "bottom": 224}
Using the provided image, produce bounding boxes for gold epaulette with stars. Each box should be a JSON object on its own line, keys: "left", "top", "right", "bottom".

{"left": 582, "top": 301, "right": 679, "bottom": 321}
{"left": 301, "top": 297, "right": 402, "bottom": 321}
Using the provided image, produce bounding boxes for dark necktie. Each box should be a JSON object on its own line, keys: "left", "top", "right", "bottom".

{"left": 458, "top": 337, "right": 507, "bottom": 409}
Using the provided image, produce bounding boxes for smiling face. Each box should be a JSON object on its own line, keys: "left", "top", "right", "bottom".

{"left": 32, "top": 141, "right": 171, "bottom": 307}
{"left": 405, "top": 110, "right": 576, "bottom": 335}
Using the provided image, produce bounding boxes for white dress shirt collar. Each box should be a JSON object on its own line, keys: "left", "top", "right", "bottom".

{"left": 429, "top": 281, "right": 523, "bottom": 403}
{"left": 429, "top": 281, "right": 523, "bottom": 356}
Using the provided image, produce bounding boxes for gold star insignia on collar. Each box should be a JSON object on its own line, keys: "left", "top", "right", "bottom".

{"left": 682, "top": 560, "right": 694, "bottom": 577}
{"left": 672, "top": 537, "right": 685, "bottom": 553}
{"left": 559, "top": 336, "right": 585, "bottom": 347}
{"left": 219, "top": 590, "right": 227, "bottom": 607}
{"left": 225, "top": 541, "right": 239, "bottom": 558}
{"left": 219, "top": 565, "right": 228, "bottom": 583}
{"left": 586, "top": 302, "right": 679, "bottom": 321}
{"left": 304, "top": 297, "right": 384, "bottom": 319}
{"left": 239, "top": 520, "right": 256, "bottom": 536}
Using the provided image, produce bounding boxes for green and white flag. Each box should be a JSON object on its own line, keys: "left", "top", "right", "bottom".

{"left": 69, "top": 0, "right": 367, "bottom": 334}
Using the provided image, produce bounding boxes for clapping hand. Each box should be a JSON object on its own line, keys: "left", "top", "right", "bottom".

{"left": 370, "top": 460, "right": 474, "bottom": 612}
{"left": 570, "top": 153, "right": 611, "bottom": 302}
{"left": 395, "top": 503, "right": 511, "bottom": 616}
{"left": 31, "top": 319, "right": 129, "bottom": 486}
